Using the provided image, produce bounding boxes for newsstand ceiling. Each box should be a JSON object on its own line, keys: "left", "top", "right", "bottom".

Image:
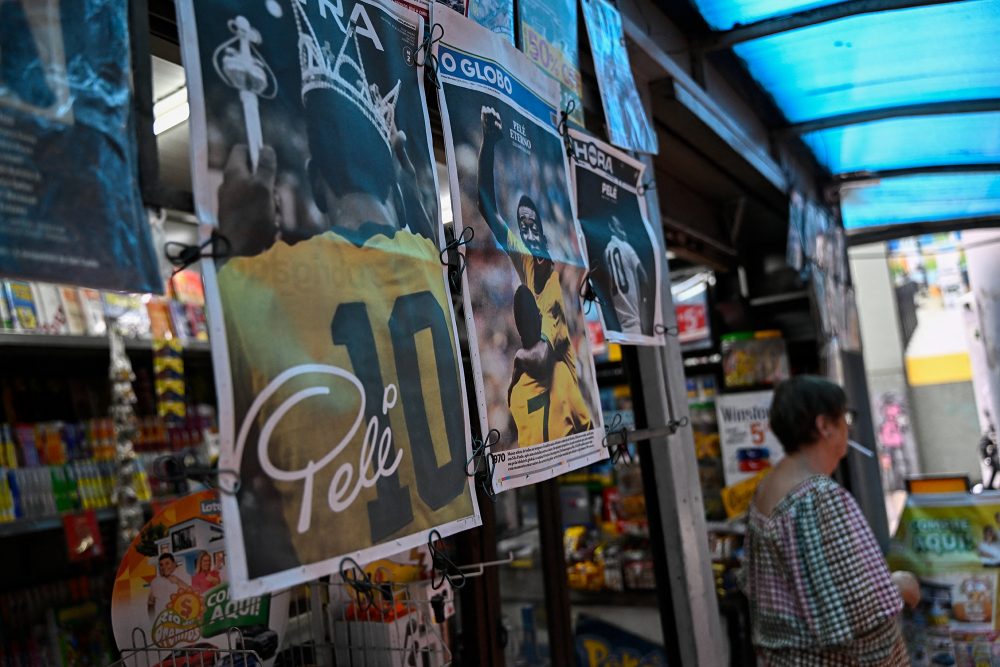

{"left": 676, "top": 0, "right": 1000, "bottom": 243}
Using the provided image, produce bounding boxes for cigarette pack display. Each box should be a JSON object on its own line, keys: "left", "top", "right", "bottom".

{"left": 4, "top": 280, "right": 39, "bottom": 331}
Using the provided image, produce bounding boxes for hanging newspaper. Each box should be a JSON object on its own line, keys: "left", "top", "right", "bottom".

{"left": 177, "top": 0, "right": 480, "bottom": 598}
{"left": 517, "top": 0, "right": 583, "bottom": 124}
{"left": 391, "top": 0, "right": 465, "bottom": 21}
{"left": 435, "top": 11, "right": 606, "bottom": 492}
{"left": 468, "top": 0, "right": 514, "bottom": 43}
{"left": 787, "top": 191, "right": 806, "bottom": 275}
{"left": 0, "top": 0, "right": 161, "bottom": 293}
{"left": 581, "top": 0, "right": 658, "bottom": 154}
{"left": 570, "top": 129, "right": 664, "bottom": 345}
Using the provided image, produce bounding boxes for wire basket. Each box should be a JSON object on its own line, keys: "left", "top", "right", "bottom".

{"left": 326, "top": 577, "right": 454, "bottom": 667}
{"left": 109, "top": 626, "right": 264, "bottom": 667}
{"left": 109, "top": 578, "right": 453, "bottom": 667}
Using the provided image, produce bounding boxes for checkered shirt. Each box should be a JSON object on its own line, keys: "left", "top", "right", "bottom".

{"left": 742, "top": 475, "right": 907, "bottom": 666}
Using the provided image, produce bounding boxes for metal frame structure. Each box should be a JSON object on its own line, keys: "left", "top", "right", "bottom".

{"left": 671, "top": 0, "right": 1000, "bottom": 244}
{"left": 779, "top": 98, "right": 1000, "bottom": 136}
{"left": 695, "top": 0, "right": 966, "bottom": 51}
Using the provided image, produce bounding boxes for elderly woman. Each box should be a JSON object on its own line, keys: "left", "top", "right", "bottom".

{"left": 742, "top": 375, "right": 915, "bottom": 666}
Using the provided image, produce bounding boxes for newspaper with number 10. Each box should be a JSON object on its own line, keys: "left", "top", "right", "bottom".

{"left": 178, "top": 0, "right": 480, "bottom": 599}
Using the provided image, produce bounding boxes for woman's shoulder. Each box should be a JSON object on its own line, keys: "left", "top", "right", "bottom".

{"left": 778, "top": 476, "right": 874, "bottom": 540}
{"left": 755, "top": 472, "right": 837, "bottom": 519}
{"left": 796, "top": 473, "right": 845, "bottom": 498}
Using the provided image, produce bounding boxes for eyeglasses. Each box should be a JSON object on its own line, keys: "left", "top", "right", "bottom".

{"left": 844, "top": 409, "right": 858, "bottom": 427}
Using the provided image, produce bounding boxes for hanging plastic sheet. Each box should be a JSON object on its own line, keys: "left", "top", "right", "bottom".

{"left": 177, "top": 0, "right": 480, "bottom": 598}
{"left": 580, "top": 0, "right": 658, "bottom": 155}
{"left": 0, "top": 0, "right": 161, "bottom": 293}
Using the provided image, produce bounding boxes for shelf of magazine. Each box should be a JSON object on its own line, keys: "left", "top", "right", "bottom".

{"left": 0, "top": 331, "right": 210, "bottom": 354}
{"left": 0, "top": 497, "right": 180, "bottom": 539}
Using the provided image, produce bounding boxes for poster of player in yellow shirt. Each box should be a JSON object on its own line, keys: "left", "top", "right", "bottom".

{"left": 434, "top": 11, "right": 605, "bottom": 493}
{"left": 177, "top": 0, "right": 479, "bottom": 598}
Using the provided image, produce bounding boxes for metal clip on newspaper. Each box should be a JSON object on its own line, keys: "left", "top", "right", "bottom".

{"left": 465, "top": 428, "right": 501, "bottom": 502}
{"left": 556, "top": 99, "right": 577, "bottom": 161}
{"left": 340, "top": 556, "right": 394, "bottom": 611}
{"left": 415, "top": 22, "right": 445, "bottom": 89}
{"left": 151, "top": 449, "right": 242, "bottom": 495}
{"left": 579, "top": 268, "right": 602, "bottom": 316}
{"left": 164, "top": 231, "right": 232, "bottom": 298}
{"left": 604, "top": 417, "right": 691, "bottom": 451}
{"left": 636, "top": 179, "right": 656, "bottom": 196}
{"left": 428, "top": 529, "right": 467, "bottom": 591}
{"left": 439, "top": 225, "right": 474, "bottom": 296}
{"left": 603, "top": 413, "right": 631, "bottom": 464}
{"left": 164, "top": 232, "right": 232, "bottom": 274}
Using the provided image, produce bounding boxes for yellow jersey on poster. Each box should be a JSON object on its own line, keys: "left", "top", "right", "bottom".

{"left": 504, "top": 225, "right": 578, "bottom": 377}
{"left": 509, "top": 361, "right": 592, "bottom": 446}
{"left": 217, "top": 226, "right": 472, "bottom": 579}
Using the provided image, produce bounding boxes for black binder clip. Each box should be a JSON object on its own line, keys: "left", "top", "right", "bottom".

{"left": 415, "top": 22, "right": 445, "bottom": 89}
{"left": 428, "top": 528, "right": 466, "bottom": 591}
{"left": 603, "top": 413, "right": 631, "bottom": 464}
{"left": 164, "top": 231, "right": 231, "bottom": 274}
{"left": 557, "top": 100, "right": 578, "bottom": 162}
{"left": 579, "top": 270, "right": 602, "bottom": 316}
{"left": 465, "top": 428, "right": 501, "bottom": 502}
{"left": 164, "top": 231, "right": 232, "bottom": 296}
{"left": 440, "top": 226, "right": 474, "bottom": 295}
{"left": 339, "top": 557, "right": 393, "bottom": 611}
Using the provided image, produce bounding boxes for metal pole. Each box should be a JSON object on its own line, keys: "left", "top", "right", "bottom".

{"left": 631, "top": 95, "right": 727, "bottom": 666}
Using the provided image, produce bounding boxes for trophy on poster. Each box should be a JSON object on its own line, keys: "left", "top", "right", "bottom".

{"left": 212, "top": 15, "right": 277, "bottom": 172}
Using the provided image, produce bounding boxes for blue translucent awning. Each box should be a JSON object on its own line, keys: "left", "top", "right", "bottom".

{"left": 840, "top": 173, "right": 1000, "bottom": 231}
{"left": 685, "top": 0, "right": 1000, "bottom": 235}
{"left": 731, "top": 1, "right": 1000, "bottom": 124}
{"left": 690, "top": 0, "right": 842, "bottom": 30}
{"left": 802, "top": 111, "right": 1000, "bottom": 175}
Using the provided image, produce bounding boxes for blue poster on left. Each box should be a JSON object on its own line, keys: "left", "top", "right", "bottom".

{"left": 0, "top": 0, "right": 161, "bottom": 293}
